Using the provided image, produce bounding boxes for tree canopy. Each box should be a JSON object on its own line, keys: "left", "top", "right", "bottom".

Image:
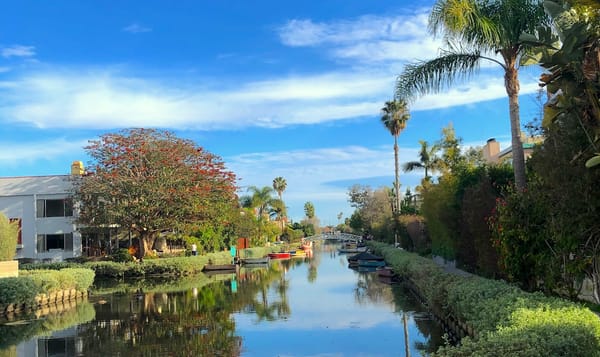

{"left": 73, "top": 128, "right": 238, "bottom": 257}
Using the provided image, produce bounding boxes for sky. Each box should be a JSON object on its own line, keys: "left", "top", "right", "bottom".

{"left": 0, "top": 0, "right": 545, "bottom": 224}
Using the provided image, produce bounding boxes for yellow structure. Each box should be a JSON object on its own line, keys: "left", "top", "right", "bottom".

{"left": 70, "top": 161, "right": 84, "bottom": 175}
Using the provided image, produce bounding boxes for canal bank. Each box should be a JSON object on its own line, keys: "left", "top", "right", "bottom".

{"left": 369, "top": 241, "right": 600, "bottom": 356}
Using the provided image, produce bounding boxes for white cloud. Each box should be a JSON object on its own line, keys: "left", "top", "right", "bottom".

{"left": 0, "top": 138, "right": 87, "bottom": 166}
{"left": 227, "top": 145, "right": 425, "bottom": 222}
{"left": 0, "top": 68, "right": 542, "bottom": 133}
{"left": 1, "top": 45, "right": 36, "bottom": 58}
{"left": 412, "top": 77, "right": 541, "bottom": 112}
{"left": 123, "top": 23, "right": 152, "bottom": 33}
{"left": 278, "top": 10, "right": 444, "bottom": 63}
{"left": 0, "top": 70, "right": 394, "bottom": 130}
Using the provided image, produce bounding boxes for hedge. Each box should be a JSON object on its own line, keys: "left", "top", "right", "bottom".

{"left": 20, "top": 247, "right": 277, "bottom": 279}
{"left": 369, "top": 241, "right": 600, "bottom": 357}
{"left": 0, "top": 268, "right": 95, "bottom": 308}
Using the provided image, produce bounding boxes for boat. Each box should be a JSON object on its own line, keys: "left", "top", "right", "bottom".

{"left": 377, "top": 267, "right": 394, "bottom": 278}
{"left": 241, "top": 256, "right": 270, "bottom": 265}
{"left": 202, "top": 264, "right": 237, "bottom": 272}
{"left": 347, "top": 252, "right": 384, "bottom": 267}
{"left": 291, "top": 250, "right": 306, "bottom": 257}
{"left": 268, "top": 252, "right": 291, "bottom": 259}
{"left": 338, "top": 246, "right": 368, "bottom": 253}
{"left": 358, "top": 259, "right": 386, "bottom": 268}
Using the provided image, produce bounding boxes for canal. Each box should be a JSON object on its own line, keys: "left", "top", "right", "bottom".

{"left": 1, "top": 242, "right": 446, "bottom": 356}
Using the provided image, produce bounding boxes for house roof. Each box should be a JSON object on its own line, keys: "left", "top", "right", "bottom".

{"left": 0, "top": 175, "right": 73, "bottom": 196}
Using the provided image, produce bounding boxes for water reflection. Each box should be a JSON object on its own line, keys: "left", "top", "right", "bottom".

{"left": 0, "top": 246, "right": 445, "bottom": 356}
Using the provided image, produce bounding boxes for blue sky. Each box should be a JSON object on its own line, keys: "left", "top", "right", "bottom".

{"left": 0, "top": 1, "right": 544, "bottom": 224}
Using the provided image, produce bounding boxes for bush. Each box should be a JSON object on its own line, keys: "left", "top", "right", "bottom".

{"left": 0, "top": 277, "right": 39, "bottom": 306}
{"left": 110, "top": 248, "right": 135, "bottom": 262}
{"left": 369, "top": 241, "right": 600, "bottom": 356}
{"left": 19, "top": 268, "right": 95, "bottom": 295}
{"left": 0, "top": 213, "right": 19, "bottom": 261}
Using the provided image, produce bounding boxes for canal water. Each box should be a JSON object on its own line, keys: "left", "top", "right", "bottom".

{"left": 0, "top": 243, "right": 446, "bottom": 356}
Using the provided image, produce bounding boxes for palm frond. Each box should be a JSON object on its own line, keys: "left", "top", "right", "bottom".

{"left": 429, "top": 0, "right": 500, "bottom": 48}
{"left": 403, "top": 161, "right": 424, "bottom": 172}
{"left": 396, "top": 51, "right": 481, "bottom": 100}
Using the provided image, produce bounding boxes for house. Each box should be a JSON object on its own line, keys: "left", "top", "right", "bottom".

{"left": 0, "top": 162, "right": 84, "bottom": 262}
{"left": 482, "top": 136, "right": 542, "bottom": 164}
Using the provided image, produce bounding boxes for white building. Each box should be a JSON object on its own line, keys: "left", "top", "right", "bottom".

{"left": 0, "top": 163, "right": 83, "bottom": 262}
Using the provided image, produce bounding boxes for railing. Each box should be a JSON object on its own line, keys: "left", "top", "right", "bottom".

{"left": 305, "top": 232, "right": 362, "bottom": 242}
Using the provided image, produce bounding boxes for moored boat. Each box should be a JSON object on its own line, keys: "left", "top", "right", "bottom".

{"left": 202, "top": 264, "right": 237, "bottom": 272}
{"left": 347, "top": 251, "right": 384, "bottom": 267}
{"left": 268, "top": 252, "right": 291, "bottom": 259}
{"left": 241, "top": 256, "right": 270, "bottom": 265}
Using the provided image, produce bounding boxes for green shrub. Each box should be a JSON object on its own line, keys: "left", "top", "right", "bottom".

{"left": 19, "top": 268, "right": 95, "bottom": 294}
{"left": 0, "top": 277, "right": 39, "bottom": 306}
{"left": 0, "top": 213, "right": 19, "bottom": 261}
{"left": 110, "top": 248, "right": 135, "bottom": 262}
{"left": 369, "top": 241, "right": 600, "bottom": 356}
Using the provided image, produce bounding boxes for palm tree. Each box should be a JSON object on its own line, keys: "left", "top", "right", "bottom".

{"left": 402, "top": 139, "right": 441, "bottom": 184}
{"left": 396, "top": 0, "right": 549, "bottom": 191}
{"left": 247, "top": 186, "right": 277, "bottom": 243}
{"left": 272, "top": 177, "right": 287, "bottom": 202}
{"left": 272, "top": 177, "right": 288, "bottom": 235}
{"left": 380, "top": 99, "right": 411, "bottom": 214}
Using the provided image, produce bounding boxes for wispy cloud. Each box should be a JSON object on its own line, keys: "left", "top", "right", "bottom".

{"left": 278, "top": 9, "right": 443, "bottom": 63}
{"left": 0, "top": 67, "right": 539, "bottom": 131}
{"left": 0, "top": 70, "right": 393, "bottom": 130}
{"left": 123, "top": 23, "right": 152, "bottom": 34}
{"left": 227, "top": 144, "right": 424, "bottom": 220}
{"left": 0, "top": 138, "right": 87, "bottom": 166}
{"left": 1, "top": 45, "right": 36, "bottom": 58}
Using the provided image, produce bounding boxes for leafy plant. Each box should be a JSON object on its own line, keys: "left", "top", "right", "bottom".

{"left": 0, "top": 213, "right": 18, "bottom": 261}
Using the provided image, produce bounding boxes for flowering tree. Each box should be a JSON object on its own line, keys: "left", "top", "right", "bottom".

{"left": 73, "top": 128, "right": 238, "bottom": 258}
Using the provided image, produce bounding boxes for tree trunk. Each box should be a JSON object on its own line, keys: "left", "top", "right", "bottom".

{"left": 394, "top": 135, "right": 401, "bottom": 214}
{"left": 403, "top": 312, "right": 410, "bottom": 357}
{"left": 137, "top": 231, "right": 157, "bottom": 259}
{"left": 504, "top": 64, "right": 527, "bottom": 191}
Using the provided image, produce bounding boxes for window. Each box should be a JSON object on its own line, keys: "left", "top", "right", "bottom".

{"left": 37, "top": 233, "right": 73, "bottom": 252}
{"left": 36, "top": 199, "right": 73, "bottom": 218}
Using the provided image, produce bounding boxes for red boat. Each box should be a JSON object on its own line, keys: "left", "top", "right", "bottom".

{"left": 268, "top": 252, "right": 291, "bottom": 259}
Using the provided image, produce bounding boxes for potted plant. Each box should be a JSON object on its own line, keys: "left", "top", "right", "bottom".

{"left": 0, "top": 213, "right": 19, "bottom": 278}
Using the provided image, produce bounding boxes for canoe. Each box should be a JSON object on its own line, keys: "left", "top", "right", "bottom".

{"left": 338, "top": 246, "right": 368, "bottom": 254}
{"left": 241, "top": 257, "right": 270, "bottom": 265}
{"left": 358, "top": 259, "right": 386, "bottom": 268}
{"left": 202, "top": 264, "right": 237, "bottom": 272}
{"left": 268, "top": 252, "right": 291, "bottom": 259}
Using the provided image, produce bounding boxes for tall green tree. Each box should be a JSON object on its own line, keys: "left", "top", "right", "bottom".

{"left": 74, "top": 128, "right": 238, "bottom": 258}
{"left": 272, "top": 177, "right": 287, "bottom": 203}
{"left": 0, "top": 213, "right": 19, "bottom": 261}
{"left": 303, "top": 202, "right": 315, "bottom": 219}
{"left": 402, "top": 139, "right": 441, "bottom": 184}
{"left": 245, "top": 186, "right": 279, "bottom": 243}
{"left": 380, "top": 99, "right": 411, "bottom": 213}
{"left": 397, "top": 0, "right": 550, "bottom": 191}
{"left": 272, "top": 177, "right": 288, "bottom": 235}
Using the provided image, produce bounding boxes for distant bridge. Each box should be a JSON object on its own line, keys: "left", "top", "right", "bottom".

{"left": 304, "top": 232, "right": 362, "bottom": 242}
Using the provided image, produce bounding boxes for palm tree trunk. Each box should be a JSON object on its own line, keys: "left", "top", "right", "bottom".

{"left": 394, "top": 135, "right": 401, "bottom": 214}
{"left": 505, "top": 65, "right": 527, "bottom": 191}
{"left": 403, "top": 312, "right": 410, "bottom": 357}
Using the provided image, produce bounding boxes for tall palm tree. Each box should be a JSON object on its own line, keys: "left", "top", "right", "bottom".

{"left": 402, "top": 139, "right": 441, "bottom": 183}
{"left": 272, "top": 177, "right": 288, "bottom": 235}
{"left": 247, "top": 186, "right": 277, "bottom": 243}
{"left": 247, "top": 186, "right": 276, "bottom": 217}
{"left": 396, "top": 0, "right": 549, "bottom": 191}
{"left": 272, "top": 177, "right": 287, "bottom": 202}
{"left": 380, "top": 99, "right": 411, "bottom": 214}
